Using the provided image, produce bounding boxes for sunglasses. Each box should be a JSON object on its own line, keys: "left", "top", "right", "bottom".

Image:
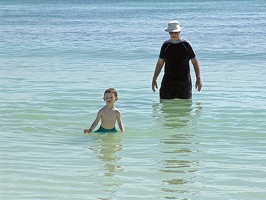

{"left": 169, "top": 32, "right": 180, "bottom": 34}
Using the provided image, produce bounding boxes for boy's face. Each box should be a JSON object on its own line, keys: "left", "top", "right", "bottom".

{"left": 103, "top": 92, "right": 118, "bottom": 103}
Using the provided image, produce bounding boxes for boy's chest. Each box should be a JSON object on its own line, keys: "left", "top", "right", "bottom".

{"left": 102, "top": 110, "right": 117, "bottom": 120}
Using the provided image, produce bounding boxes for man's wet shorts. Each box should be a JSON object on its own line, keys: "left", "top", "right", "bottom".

{"left": 160, "top": 77, "right": 192, "bottom": 99}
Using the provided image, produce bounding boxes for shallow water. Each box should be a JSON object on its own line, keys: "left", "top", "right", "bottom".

{"left": 1, "top": 0, "right": 266, "bottom": 199}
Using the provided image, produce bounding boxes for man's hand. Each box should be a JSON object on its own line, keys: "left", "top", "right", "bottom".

{"left": 195, "top": 78, "right": 202, "bottom": 91}
{"left": 152, "top": 78, "right": 158, "bottom": 92}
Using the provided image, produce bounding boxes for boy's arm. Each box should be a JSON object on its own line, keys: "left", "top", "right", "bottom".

{"left": 117, "top": 111, "right": 125, "bottom": 132}
{"left": 84, "top": 111, "right": 102, "bottom": 134}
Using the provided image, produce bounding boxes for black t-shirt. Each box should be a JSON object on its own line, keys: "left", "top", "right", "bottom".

{"left": 159, "top": 39, "right": 196, "bottom": 80}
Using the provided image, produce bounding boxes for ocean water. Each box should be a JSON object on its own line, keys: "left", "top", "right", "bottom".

{"left": 1, "top": 0, "right": 266, "bottom": 199}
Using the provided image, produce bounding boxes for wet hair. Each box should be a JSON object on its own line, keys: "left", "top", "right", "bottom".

{"left": 104, "top": 88, "right": 118, "bottom": 97}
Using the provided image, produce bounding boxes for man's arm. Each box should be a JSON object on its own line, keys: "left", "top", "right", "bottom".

{"left": 152, "top": 58, "right": 164, "bottom": 92}
{"left": 191, "top": 58, "right": 202, "bottom": 91}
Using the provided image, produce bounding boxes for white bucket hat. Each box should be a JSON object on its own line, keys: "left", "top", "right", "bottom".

{"left": 165, "top": 21, "right": 183, "bottom": 32}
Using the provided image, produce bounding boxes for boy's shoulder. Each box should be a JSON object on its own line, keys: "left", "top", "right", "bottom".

{"left": 99, "top": 106, "right": 120, "bottom": 113}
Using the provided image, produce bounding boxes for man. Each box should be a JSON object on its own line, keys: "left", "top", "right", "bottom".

{"left": 152, "top": 21, "right": 202, "bottom": 99}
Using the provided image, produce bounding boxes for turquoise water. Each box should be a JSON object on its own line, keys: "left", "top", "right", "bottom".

{"left": 1, "top": 0, "right": 266, "bottom": 199}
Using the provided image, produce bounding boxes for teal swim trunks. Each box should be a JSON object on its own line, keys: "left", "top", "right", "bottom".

{"left": 95, "top": 126, "right": 117, "bottom": 133}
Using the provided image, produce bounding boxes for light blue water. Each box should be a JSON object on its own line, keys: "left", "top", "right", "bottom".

{"left": 1, "top": 0, "right": 266, "bottom": 199}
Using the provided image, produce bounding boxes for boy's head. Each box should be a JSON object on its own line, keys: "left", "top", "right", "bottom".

{"left": 103, "top": 88, "right": 118, "bottom": 102}
{"left": 104, "top": 88, "right": 118, "bottom": 97}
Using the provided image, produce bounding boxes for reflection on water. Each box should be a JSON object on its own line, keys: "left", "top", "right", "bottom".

{"left": 153, "top": 99, "right": 202, "bottom": 198}
{"left": 153, "top": 99, "right": 202, "bottom": 129}
{"left": 159, "top": 133, "right": 200, "bottom": 198}
{"left": 90, "top": 134, "right": 123, "bottom": 176}
{"left": 98, "top": 135, "right": 123, "bottom": 177}
{"left": 87, "top": 134, "right": 123, "bottom": 199}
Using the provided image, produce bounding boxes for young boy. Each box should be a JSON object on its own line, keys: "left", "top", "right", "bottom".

{"left": 84, "top": 88, "right": 125, "bottom": 134}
